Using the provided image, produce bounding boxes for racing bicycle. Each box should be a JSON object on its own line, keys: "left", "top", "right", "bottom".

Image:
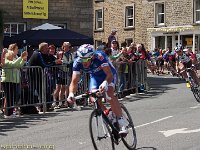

{"left": 181, "top": 66, "right": 200, "bottom": 103}
{"left": 75, "top": 90, "right": 137, "bottom": 150}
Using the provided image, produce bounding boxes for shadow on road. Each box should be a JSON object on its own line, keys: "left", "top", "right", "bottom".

{"left": 0, "top": 75, "right": 185, "bottom": 136}
{"left": 123, "top": 75, "right": 185, "bottom": 103}
{"left": 0, "top": 113, "right": 61, "bottom": 136}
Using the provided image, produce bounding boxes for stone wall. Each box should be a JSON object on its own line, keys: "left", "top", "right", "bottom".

{"left": 143, "top": 0, "right": 194, "bottom": 50}
{"left": 93, "top": 0, "right": 144, "bottom": 47}
{"left": 94, "top": 0, "right": 195, "bottom": 50}
{"left": 0, "top": 0, "right": 93, "bottom": 37}
{"left": 0, "top": 0, "right": 196, "bottom": 49}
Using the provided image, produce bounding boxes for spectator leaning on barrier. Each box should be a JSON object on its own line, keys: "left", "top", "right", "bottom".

{"left": 116, "top": 47, "right": 131, "bottom": 95}
{"left": 28, "top": 42, "right": 62, "bottom": 112}
{"left": 1, "top": 46, "right": 28, "bottom": 118}
{"left": 28, "top": 42, "right": 62, "bottom": 68}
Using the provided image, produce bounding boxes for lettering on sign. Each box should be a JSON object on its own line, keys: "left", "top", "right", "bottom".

{"left": 23, "top": 0, "right": 48, "bottom": 19}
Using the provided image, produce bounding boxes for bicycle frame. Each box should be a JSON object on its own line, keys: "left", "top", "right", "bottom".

{"left": 185, "top": 68, "right": 196, "bottom": 87}
{"left": 93, "top": 97, "right": 120, "bottom": 144}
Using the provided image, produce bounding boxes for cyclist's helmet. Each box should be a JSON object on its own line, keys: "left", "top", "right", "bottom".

{"left": 76, "top": 44, "right": 94, "bottom": 58}
{"left": 175, "top": 46, "right": 183, "bottom": 52}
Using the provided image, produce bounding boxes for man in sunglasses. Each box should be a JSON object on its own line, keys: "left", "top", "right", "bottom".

{"left": 67, "top": 44, "right": 128, "bottom": 134}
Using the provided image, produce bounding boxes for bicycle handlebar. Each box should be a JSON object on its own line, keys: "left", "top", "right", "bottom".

{"left": 75, "top": 89, "right": 111, "bottom": 101}
{"left": 179, "top": 66, "right": 195, "bottom": 74}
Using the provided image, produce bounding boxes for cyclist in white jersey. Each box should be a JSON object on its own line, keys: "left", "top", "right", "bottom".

{"left": 175, "top": 47, "right": 200, "bottom": 86}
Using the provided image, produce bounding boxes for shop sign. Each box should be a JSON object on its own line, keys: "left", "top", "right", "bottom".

{"left": 23, "top": 0, "right": 48, "bottom": 19}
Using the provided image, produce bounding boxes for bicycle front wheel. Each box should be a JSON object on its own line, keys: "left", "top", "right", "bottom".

{"left": 191, "top": 86, "right": 200, "bottom": 103}
{"left": 89, "top": 110, "right": 115, "bottom": 150}
{"left": 121, "top": 104, "right": 137, "bottom": 150}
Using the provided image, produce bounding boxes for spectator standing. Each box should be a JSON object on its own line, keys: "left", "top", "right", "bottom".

{"left": 52, "top": 50, "right": 63, "bottom": 109}
{"left": 116, "top": 47, "right": 130, "bottom": 96}
{"left": 55, "top": 42, "right": 74, "bottom": 108}
{"left": 1, "top": 47, "right": 28, "bottom": 118}
{"left": 107, "top": 29, "right": 117, "bottom": 48}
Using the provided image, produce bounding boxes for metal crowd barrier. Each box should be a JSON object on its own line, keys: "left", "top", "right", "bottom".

{"left": 0, "top": 66, "right": 45, "bottom": 114}
{"left": 0, "top": 60, "right": 148, "bottom": 114}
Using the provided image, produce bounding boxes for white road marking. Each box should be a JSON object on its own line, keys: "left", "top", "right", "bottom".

{"left": 79, "top": 141, "right": 86, "bottom": 145}
{"left": 135, "top": 116, "right": 173, "bottom": 129}
{"left": 159, "top": 128, "right": 200, "bottom": 137}
{"left": 190, "top": 104, "right": 200, "bottom": 109}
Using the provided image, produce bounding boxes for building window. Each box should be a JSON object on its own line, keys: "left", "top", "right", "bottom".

{"left": 95, "top": 9, "right": 103, "bottom": 30}
{"left": 4, "top": 23, "right": 26, "bottom": 37}
{"left": 95, "top": 0, "right": 104, "bottom": 2}
{"left": 155, "top": 3, "right": 165, "bottom": 26}
{"left": 125, "top": 38, "right": 133, "bottom": 46}
{"left": 194, "top": 0, "right": 200, "bottom": 23}
{"left": 95, "top": 40, "right": 102, "bottom": 49}
{"left": 54, "top": 24, "right": 67, "bottom": 29}
{"left": 125, "top": 5, "right": 135, "bottom": 28}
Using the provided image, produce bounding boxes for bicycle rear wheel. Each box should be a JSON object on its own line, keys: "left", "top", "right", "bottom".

{"left": 191, "top": 86, "right": 200, "bottom": 102}
{"left": 89, "top": 110, "right": 115, "bottom": 150}
{"left": 120, "top": 104, "right": 137, "bottom": 150}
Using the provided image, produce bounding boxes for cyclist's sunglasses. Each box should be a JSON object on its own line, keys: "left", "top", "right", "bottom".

{"left": 80, "top": 57, "right": 92, "bottom": 63}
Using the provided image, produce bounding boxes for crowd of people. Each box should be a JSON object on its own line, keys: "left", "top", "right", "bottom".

{"left": 0, "top": 39, "right": 148, "bottom": 118}
{"left": 1, "top": 30, "right": 199, "bottom": 119}
{"left": 146, "top": 46, "right": 199, "bottom": 77}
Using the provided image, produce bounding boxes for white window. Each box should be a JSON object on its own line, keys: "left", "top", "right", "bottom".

{"left": 3, "top": 23, "right": 26, "bottom": 37}
{"left": 194, "top": 0, "right": 200, "bottom": 23}
{"left": 155, "top": 3, "right": 165, "bottom": 26}
{"left": 125, "top": 5, "right": 135, "bottom": 28}
{"left": 54, "top": 24, "right": 67, "bottom": 29}
{"left": 95, "top": 9, "right": 103, "bottom": 30}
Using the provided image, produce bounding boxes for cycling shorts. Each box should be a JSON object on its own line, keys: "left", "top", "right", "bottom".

{"left": 89, "top": 73, "right": 117, "bottom": 91}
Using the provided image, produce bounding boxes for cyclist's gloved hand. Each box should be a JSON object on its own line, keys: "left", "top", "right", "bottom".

{"left": 99, "top": 80, "right": 108, "bottom": 92}
{"left": 67, "top": 92, "right": 75, "bottom": 104}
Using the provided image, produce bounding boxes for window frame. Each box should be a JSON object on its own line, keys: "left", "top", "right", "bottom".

{"left": 95, "top": 8, "right": 104, "bottom": 31}
{"left": 154, "top": 2, "right": 165, "bottom": 26}
{"left": 4, "top": 22, "right": 26, "bottom": 37}
{"left": 95, "top": 40, "right": 103, "bottom": 49}
{"left": 194, "top": 0, "right": 200, "bottom": 23}
{"left": 94, "top": 0, "right": 104, "bottom": 2}
{"left": 124, "top": 4, "right": 135, "bottom": 28}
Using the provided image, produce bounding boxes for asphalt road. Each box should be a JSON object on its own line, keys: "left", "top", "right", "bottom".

{"left": 1, "top": 74, "right": 200, "bottom": 150}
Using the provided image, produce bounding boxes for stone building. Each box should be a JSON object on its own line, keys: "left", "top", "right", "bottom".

{"left": 1, "top": 0, "right": 200, "bottom": 52}
{"left": 145, "top": 0, "right": 200, "bottom": 53}
{"left": 0, "top": 0, "right": 93, "bottom": 39}
{"left": 93, "top": 0, "right": 145, "bottom": 48}
{"left": 93, "top": 0, "right": 200, "bottom": 53}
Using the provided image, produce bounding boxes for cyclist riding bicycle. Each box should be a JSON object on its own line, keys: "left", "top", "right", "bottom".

{"left": 67, "top": 44, "right": 128, "bottom": 134}
{"left": 175, "top": 46, "right": 200, "bottom": 87}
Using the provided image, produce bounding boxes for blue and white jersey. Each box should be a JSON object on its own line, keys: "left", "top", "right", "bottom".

{"left": 73, "top": 50, "right": 117, "bottom": 79}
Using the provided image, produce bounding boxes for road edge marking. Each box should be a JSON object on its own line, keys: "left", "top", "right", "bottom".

{"left": 135, "top": 116, "right": 173, "bottom": 129}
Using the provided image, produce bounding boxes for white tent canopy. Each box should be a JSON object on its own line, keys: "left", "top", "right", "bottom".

{"left": 32, "top": 23, "right": 62, "bottom": 30}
